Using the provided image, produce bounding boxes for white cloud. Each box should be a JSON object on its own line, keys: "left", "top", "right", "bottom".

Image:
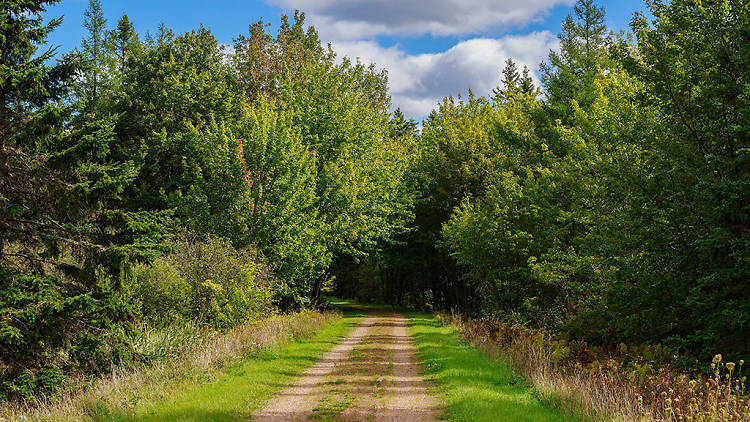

{"left": 333, "top": 32, "right": 558, "bottom": 118}
{"left": 263, "top": 0, "right": 566, "bottom": 119}
{"left": 268, "top": 0, "right": 573, "bottom": 39}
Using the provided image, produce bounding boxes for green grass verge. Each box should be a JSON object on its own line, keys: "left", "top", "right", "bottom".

{"left": 407, "top": 312, "right": 580, "bottom": 422}
{"left": 101, "top": 308, "right": 365, "bottom": 422}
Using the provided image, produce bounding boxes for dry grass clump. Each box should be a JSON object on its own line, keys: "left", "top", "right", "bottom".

{"left": 643, "top": 354, "right": 748, "bottom": 422}
{"left": 0, "top": 310, "right": 338, "bottom": 422}
{"left": 439, "top": 314, "right": 749, "bottom": 422}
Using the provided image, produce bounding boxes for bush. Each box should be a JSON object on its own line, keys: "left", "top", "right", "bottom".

{"left": 123, "top": 258, "right": 190, "bottom": 326}
{"left": 122, "top": 237, "right": 276, "bottom": 330}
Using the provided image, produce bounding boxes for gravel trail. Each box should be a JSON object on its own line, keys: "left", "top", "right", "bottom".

{"left": 252, "top": 310, "right": 440, "bottom": 421}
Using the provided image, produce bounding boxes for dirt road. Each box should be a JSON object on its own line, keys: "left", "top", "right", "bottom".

{"left": 252, "top": 310, "right": 441, "bottom": 421}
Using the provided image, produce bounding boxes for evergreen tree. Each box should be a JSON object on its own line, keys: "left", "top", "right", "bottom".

{"left": 0, "top": 0, "right": 167, "bottom": 399}
{"left": 389, "top": 108, "right": 418, "bottom": 138}
{"left": 78, "top": 0, "right": 113, "bottom": 112}
{"left": 112, "top": 13, "right": 137, "bottom": 72}
{"left": 1, "top": 2, "right": 76, "bottom": 269}
{"left": 493, "top": 58, "right": 520, "bottom": 103}
{"left": 541, "top": 0, "right": 612, "bottom": 117}
{"left": 520, "top": 66, "right": 539, "bottom": 97}
{"left": 157, "top": 21, "right": 173, "bottom": 43}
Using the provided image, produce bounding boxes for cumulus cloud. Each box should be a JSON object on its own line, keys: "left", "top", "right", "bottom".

{"left": 262, "top": 0, "right": 565, "bottom": 119}
{"left": 268, "top": 0, "right": 573, "bottom": 39}
{"left": 333, "top": 32, "right": 558, "bottom": 118}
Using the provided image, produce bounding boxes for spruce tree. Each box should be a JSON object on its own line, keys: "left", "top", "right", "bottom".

{"left": 389, "top": 108, "right": 418, "bottom": 138}
{"left": 493, "top": 58, "right": 520, "bottom": 103}
{"left": 78, "top": 0, "right": 113, "bottom": 111}
{"left": 502, "top": 59, "right": 520, "bottom": 90}
{"left": 0, "top": 0, "right": 167, "bottom": 399}
{"left": 113, "top": 13, "right": 137, "bottom": 72}
{"left": 520, "top": 66, "right": 539, "bottom": 97}
{"left": 492, "top": 59, "right": 528, "bottom": 104}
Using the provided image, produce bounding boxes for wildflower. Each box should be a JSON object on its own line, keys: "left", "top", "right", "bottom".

{"left": 727, "top": 362, "right": 735, "bottom": 371}
{"left": 713, "top": 354, "right": 722, "bottom": 364}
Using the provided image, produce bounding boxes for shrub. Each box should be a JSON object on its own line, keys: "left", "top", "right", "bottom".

{"left": 122, "top": 237, "right": 276, "bottom": 330}
{"left": 122, "top": 258, "right": 190, "bottom": 326}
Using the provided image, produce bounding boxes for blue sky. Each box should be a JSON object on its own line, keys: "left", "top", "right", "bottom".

{"left": 44, "top": 0, "right": 648, "bottom": 119}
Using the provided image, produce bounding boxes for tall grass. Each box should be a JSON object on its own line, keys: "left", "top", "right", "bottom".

{"left": 440, "top": 314, "right": 749, "bottom": 422}
{"left": 408, "top": 313, "right": 579, "bottom": 422}
{"left": 0, "top": 310, "right": 338, "bottom": 421}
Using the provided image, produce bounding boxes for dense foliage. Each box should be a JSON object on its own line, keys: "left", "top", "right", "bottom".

{"left": 122, "top": 237, "right": 275, "bottom": 329}
{"left": 368, "top": 0, "right": 749, "bottom": 365}
{"left": 1, "top": 0, "right": 748, "bottom": 405}
{"left": 0, "top": 0, "right": 412, "bottom": 400}
{"left": 0, "top": 0, "right": 170, "bottom": 400}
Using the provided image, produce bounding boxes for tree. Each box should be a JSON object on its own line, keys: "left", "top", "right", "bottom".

{"left": 0, "top": 0, "right": 167, "bottom": 399}
{"left": 493, "top": 58, "right": 520, "bottom": 103}
{"left": 541, "top": 0, "right": 613, "bottom": 117}
{"left": 110, "top": 24, "right": 245, "bottom": 244}
{"left": 234, "top": 98, "right": 324, "bottom": 305}
{"left": 115, "top": 25, "right": 241, "bottom": 142}
{"left": 520, "top": 66, "right": 539, "bottom": 97}
{"left": 389, "top": 108, "right": 418, "bottom": 139}
{"left": 77, "top": 0, "right": 113, "bottom": 112}
{"left": 232, "top": 12, "right": 324, "bottom": 103}
{"left": 112, "top": 13, "right": 137, "bottom": 72}
{"left": 233, "top": 13, "right": 413, "bottom": 305}
{"left": 609, "top": 0, "right": 750, "bottom": 357}
{"left": 392, "top": 95, "right": 505, "bottom": 310}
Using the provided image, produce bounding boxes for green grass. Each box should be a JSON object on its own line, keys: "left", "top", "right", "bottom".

{"left": 407, "top": 312, "right": 580, "bottom": 422}
{"left": 101, "top": 308, "right": 365, "bottom": 422}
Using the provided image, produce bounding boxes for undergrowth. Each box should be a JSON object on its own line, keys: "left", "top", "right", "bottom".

{"left": 0, "top": 310, "right": 338, "bottom": 421}
{"left": 440, "top": 314, "right": 749, "bottom": 422}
